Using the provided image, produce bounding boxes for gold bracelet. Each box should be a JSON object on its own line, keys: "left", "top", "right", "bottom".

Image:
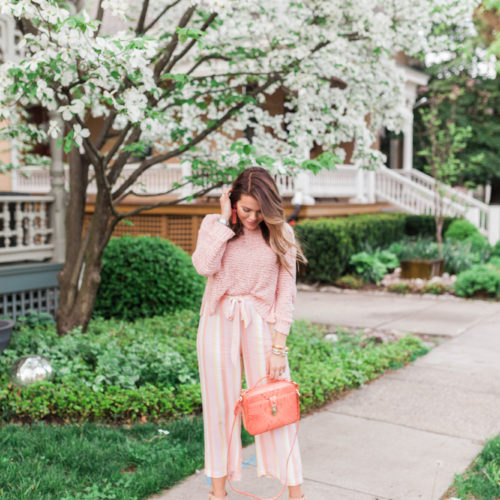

{"left": 272, "top": 344, "right": 288, "bottom": 352}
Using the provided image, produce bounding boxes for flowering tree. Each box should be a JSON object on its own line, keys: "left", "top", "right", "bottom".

{"left": 0, "top": 0, "right": 477, "bottom": 334}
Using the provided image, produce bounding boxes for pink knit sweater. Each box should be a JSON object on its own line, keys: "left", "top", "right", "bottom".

{"left": 191, "top": 213, "right": 297, "bottom": 335}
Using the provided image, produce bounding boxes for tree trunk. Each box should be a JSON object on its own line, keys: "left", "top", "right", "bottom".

{"left": 56, "top": 151, "right": 112, "bottom": 335}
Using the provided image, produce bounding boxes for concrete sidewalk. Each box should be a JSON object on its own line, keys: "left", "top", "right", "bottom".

{"left": 151, "top": 290, "right": 500, "bottom": 500}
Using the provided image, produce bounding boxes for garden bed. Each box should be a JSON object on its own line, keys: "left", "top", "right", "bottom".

{"left": 0, "top": 311, "right": 430, "bottom": 499}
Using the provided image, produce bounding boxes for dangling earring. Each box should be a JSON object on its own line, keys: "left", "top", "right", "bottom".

{"left": 232, "top": 206, "right": 237, "bottom": 224}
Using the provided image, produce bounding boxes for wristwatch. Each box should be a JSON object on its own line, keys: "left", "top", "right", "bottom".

{"left": 217, "top": 217, "right": 229, "bottom": 226}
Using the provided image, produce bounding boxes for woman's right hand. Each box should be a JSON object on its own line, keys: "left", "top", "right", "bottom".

{"left": 220, "top": 187, "right": 233, "bottom": 220}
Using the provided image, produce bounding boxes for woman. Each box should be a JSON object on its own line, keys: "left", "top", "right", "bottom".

{"left": 192, "top": 167, "right": 308, "bottom": 500}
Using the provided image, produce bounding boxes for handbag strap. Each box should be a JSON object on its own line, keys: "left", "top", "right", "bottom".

{"left": 225, "top": 376, "right": 300, "bottom": 500}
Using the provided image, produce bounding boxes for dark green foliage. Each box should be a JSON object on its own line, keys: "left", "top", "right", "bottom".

{"left": 453, "top": 263, "right": 500, "bottom": 298}
{"left": 404, "top": 214, "right": 455, "bottom": 238}
{"left": 94, "top": 236, "right": 206, "bottom": 320}
{"left": 445, "top": 218, "right": 481, "bottom": 240}
{"left": 414, "top": 75, "right": 500, "bottom": 187}
{"left": 492, "top": 240, "right": 500, "bottom": 258}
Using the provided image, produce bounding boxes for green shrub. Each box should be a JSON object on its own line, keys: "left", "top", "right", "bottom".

{"left": 387, "top": 282, "right": 414, "bottom": 294}
{"left": 453, "top": 264, "right": 500, "bottom": 298}
{"left": 441, "top": 239, "right": 487, "bottom": 275}
{"left": 94, "top": 235, "right": 206, "bottom": 320}
{"left": 463, "top": 232, "right": 492, "bottom": 255}
{"left": 492, "top": 240, "right": 500, "bottom": 258}
{"left": 404, "top": 215, "right": 455, "bottom": 238}
{"left": 349, "top": 250, "right": 398, "bottom": 284}
{"left": 334, "top": 274, "right": 364, "bottom": 289}
{"left": 420, "top": 282, "right": 450, "bottom": 295}
{"left": 444, "top": 219, "right": 480, "bottom": 241}
{"left": 388, "top": 237, "right": 440, "bottom": 260}
{"left": 487, "top": 256, "right": 500, "bottom": 269}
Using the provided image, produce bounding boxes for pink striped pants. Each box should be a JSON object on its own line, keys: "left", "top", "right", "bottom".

{"left": 196, "top": 294, "right": 303, "bottom": 486}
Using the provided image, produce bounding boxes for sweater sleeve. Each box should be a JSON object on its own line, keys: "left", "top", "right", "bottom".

{"left": 274, "top": 224, "right": 297, "bottom": 336}
{"left": 192, "top": 214, "right": 235, "bottom": 277}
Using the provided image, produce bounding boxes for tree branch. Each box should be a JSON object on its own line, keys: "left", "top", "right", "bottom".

{"left": 112, "top": 38, "right": 329, "bottom": 201}
{"left": 136, "top": 0, "right": 150, "bottom": 35}
{"left": 143, "top": 0, "right": 183, "bottom": 33}
{"left": 111, "top": 72, "right": 282, "bottom": 200}
{"left": 112, "top": 177, "right": 192, "bottom": 205}
{"left": 153, "top": 6, "right": 196, "bottom": 80}
{"left": 112, "top": 180, "right": 225, "bottom": 222}
{"left": 94, "top": 0, "right": 105, "bottom": 37}
{"left": 163, "top": 13, "right": 218, "bottom": 75}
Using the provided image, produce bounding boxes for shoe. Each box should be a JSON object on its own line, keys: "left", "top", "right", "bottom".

{"left": 208, "top": 492, "right": 228, "bottom": 500}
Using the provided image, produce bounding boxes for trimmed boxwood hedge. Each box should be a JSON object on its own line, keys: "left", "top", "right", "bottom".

{"left": 294, "top": 213, "right": 456, "bottom": 283}
{"left": 94, "top": 235, "right": 206, "bottom": 320}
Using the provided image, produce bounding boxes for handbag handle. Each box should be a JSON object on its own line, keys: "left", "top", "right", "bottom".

{"left": 225, "top": 376, "right": 300, "bottom": 500}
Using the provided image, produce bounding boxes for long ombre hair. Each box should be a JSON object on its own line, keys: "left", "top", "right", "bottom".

{"left": 229, "top": 167, "right": 308, "bottom": 276}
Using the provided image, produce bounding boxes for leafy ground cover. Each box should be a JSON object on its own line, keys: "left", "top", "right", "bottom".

{"left": 0, "top": 312, "right": 429, "bottom": 499}
{"left": 442, "top": 433, "right": 500, "bottom": 500}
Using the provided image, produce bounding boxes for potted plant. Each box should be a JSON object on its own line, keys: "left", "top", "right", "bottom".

{"left": 0, "top": 318, "right": 15, "bottom": 355}
{"left": 389, "top": 239, "right": 445, "bottom": 280}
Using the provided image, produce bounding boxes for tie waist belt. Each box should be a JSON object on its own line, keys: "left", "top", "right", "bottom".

{"left": 221, "top": 294, "right": 253, "bottom": 367}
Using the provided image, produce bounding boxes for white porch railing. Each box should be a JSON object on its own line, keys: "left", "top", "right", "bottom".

{"left": 0, "top": 195, "right": 55, "bottom": 263}
{"left": 8, "top": 164, "right": 500, "bottom": 244}
{"left": 376, "top": 166, "right": 500, "bottom": 244}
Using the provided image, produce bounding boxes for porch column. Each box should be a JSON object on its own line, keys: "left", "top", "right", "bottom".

{"left": 402, "top": 86, "right": 416, "bottom": 172}
{"left": 49, "top": 111, "right": 66, "bottom": 263}
{"left": 488, "top": 205, "right": 500, "bottom": 246}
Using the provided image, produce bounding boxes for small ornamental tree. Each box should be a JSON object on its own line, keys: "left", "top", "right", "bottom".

{"left": 417, "top": 91, "right": 475, "bottom": 252}
{"left": 0, "top": 0, "right": 478, "bottom": 334}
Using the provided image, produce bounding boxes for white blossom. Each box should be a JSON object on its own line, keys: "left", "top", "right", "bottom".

{"left": 47, "top": 119, "right": 61, "bottom": 139}
{"left": 0, "top": 0, "right": 481, "bottom": 180}
{"left": 72, "top": 124, "right": 90, "bottom": 147}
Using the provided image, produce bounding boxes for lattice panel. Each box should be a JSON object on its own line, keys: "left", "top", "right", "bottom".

{"left": 1, "top": 287, "right": 59, "bottom": 320}
{"left": 113, "top": 216, "right": 162, "bottom": 237}
{"left": 166, "top": 215, "right": 195, "bottom": 253}
{"left": 83, "top": 213, "right": 197, "bottom": 253}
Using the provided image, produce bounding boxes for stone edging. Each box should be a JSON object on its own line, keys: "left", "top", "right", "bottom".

{"left": 296, "top": 282, "right": 499, "bottom": 303}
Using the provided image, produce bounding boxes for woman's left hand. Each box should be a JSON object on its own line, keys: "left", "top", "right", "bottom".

{"left": 267, "top": 352, "right": 287, "bottom": 379}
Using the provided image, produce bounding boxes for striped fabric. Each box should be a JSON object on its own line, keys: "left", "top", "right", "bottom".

{"left": 197, "top": 293, "right": 303, "bottom": 486}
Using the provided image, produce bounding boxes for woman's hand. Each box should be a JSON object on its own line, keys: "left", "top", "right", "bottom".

{"left": 267, "top": 352, "right": 287, "bottom": 380}
{"left": 219, "top": 187, "right": 232, "bottom": 221}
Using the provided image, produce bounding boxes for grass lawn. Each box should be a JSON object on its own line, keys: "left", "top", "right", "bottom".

{"left": 0, "top": 417, "right": 255, "bottom": 500}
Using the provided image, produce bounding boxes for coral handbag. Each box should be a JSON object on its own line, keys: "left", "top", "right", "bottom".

{"left": 226, "top": 376, "right": 301, "bottom": 500}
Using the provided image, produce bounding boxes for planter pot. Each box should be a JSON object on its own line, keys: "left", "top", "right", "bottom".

{"left": 400, "top": 259, "right": 445, "bottom": 280}
{"left": 0, "top": 319, "right": 15, "bottom": 355}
